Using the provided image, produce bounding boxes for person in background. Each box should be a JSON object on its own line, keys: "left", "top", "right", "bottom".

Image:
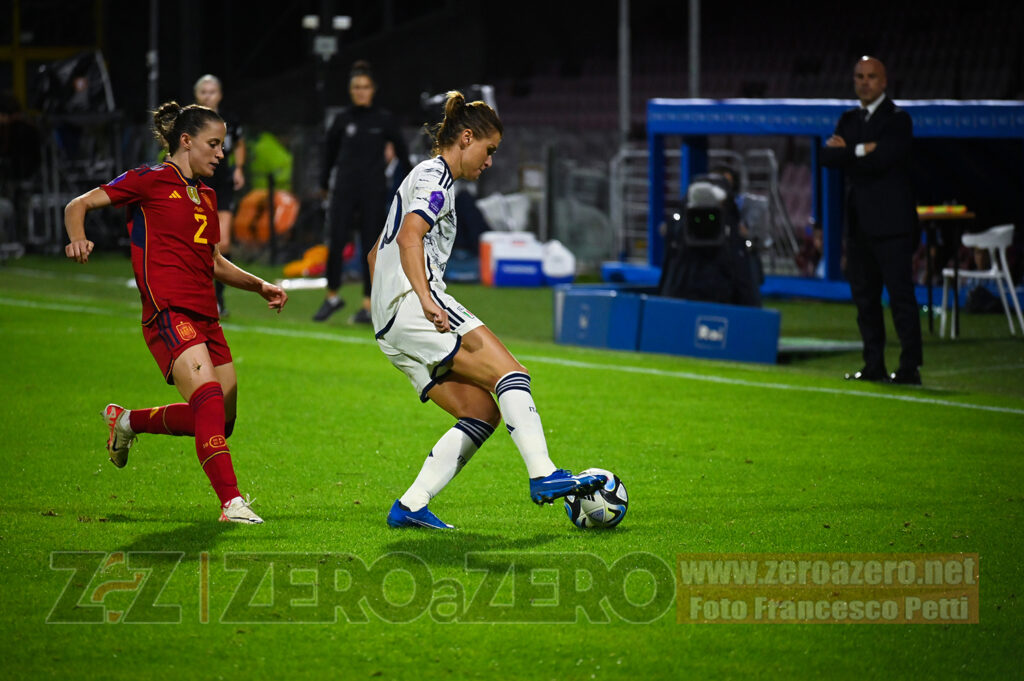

{"left": 822, "top": 56, "right": 922, "bottom": 385}
{"left": 314, "top": 60, "right": 410, "bottom": 324}
{"left": 194, "top": 74, "right": 246, "bottom": 318}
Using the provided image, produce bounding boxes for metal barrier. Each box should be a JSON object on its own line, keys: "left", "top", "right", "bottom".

{"left": 609, "top": 145, "right": 681, "bottom": 264}
{"left": 610, "top": 145, "right": 800, "bottom": 275}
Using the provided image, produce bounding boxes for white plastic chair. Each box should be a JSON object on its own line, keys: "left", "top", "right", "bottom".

{"left": 939, "top": 224, "right": 1024, "bottom": 338}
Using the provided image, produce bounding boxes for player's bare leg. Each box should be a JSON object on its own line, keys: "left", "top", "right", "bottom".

{"left": 388, "top": 376, "right": 499, "bottom": 529}
{"left": 448, "top": 327, "right": 606, "bottom": 504}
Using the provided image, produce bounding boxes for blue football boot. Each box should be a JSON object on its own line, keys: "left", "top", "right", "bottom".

{"left": 386, "top": 499, "right": 454, "bottom": 529}
{"left": 529, "top": 469, "right": 608, "bottom": 505}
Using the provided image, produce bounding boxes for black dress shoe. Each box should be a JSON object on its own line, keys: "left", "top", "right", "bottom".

{"left": 312, "top": 298, "right": 345, "bottom": 322}
{"left": 843, "top": 368, "right": 889, "bottom": 382}
{"left": 349, "top": 308, "right": 372, "bottom": 324}
{"left": 890, "top": 368, "right": 922, "bottom": 385}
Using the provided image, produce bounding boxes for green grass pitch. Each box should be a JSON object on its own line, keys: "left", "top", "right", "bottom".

{"left": 1, "top": 254, "right": 1022, "bottom": 679}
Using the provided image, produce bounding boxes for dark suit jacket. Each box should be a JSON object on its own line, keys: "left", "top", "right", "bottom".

{"left": 821, "top": 96, "right": 917, "bottom": 238}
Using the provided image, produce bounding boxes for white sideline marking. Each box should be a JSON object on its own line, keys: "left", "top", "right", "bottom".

{"left": 1, "top": 267, "right": 131, "bottom": 286}
{"left": 928, "top": 363, "right": 1024, "bottom": 376}
{"left": 2, "top": 295, "right": 1023, "bottom": 416}
{"left": 518, "top": 356, "right": 1024, "bottom": 416}
{"left": 0, "top": 297, "right": 370, "bottom": 345}
{"left": 220, "top": 323, "right": 370, "bottom": 345}
{"left": 0, "top": 297, "right": 125, "bottom": 316}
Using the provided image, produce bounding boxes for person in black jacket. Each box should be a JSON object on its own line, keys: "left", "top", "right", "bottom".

{"left": 314, "top": 60, "right": 410, "bottom": 324}
{"left": 822, "top": 56, "right": 922, "bottom": 385}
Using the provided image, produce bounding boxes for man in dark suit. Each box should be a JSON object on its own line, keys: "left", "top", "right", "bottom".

{"left": 822, "top": 56, "right": 922, "bottom": 385}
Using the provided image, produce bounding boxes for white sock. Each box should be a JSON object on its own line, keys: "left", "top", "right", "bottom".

{"left": 326, "top": 294, "right": 340, "bottom": 304}
{"left": 119, "top": 410, "right": 135, "bottom": 436}
{"left": 399, "top": 418, "right": 494, "bottom": 511}
{"left": 495, "top": 371, "right": 557, "bottom": 479}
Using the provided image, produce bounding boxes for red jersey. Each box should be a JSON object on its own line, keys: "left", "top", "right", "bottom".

{"left": 101, "top": 162, "right": 221, "bottom": 323}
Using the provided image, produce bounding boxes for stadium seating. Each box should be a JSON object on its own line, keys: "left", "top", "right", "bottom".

{"left": 488, "top": 0, "right": 1022, "bottom": 278}
{"left": 493, "top": 0, "right": 1023, "bottom": 134}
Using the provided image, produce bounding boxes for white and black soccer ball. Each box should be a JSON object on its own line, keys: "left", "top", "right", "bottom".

{"left": 564, "top": 468, "right": 628, "bottom": 529}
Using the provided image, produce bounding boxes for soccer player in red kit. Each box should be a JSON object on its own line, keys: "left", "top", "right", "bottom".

{"left": 64, "top": 101, "right": 288, "bottom": 524}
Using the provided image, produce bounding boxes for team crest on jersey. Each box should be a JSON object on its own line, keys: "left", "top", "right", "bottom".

{"left": 186, "top": 186, "right": 201, "bottom": 205}
{"left": 428, "top": 191, "right": 445, "bottom": 215}
{"left": 175, "top": 321, "right": 197, "bottom": 341}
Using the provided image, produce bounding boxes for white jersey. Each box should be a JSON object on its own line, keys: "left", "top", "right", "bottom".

{"left": 371, "top": 156, "right": 457, "bottom": 333}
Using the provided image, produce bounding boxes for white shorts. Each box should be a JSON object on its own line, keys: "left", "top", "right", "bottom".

{"left": 375, "top": 289, "right": 484, "bottom": 402}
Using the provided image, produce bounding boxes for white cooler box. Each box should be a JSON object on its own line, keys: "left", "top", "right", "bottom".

{"left": 479, "top": 231, "right": 545, "bottom": 287}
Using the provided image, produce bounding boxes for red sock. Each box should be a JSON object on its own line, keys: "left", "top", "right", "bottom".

{"left": 189, "top": 382, "right": 240, "bottom": 506}
{"left": 129, "top": 404, "right": 194, "bottom": 436}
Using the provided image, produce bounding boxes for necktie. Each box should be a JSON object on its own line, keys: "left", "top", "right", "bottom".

{"left": 860, "top": 108, "right": 870, "bottom": 122}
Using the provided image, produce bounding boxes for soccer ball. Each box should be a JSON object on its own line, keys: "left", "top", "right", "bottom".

{"left": 564, "top": 468, "right": 628, "bottom": 529}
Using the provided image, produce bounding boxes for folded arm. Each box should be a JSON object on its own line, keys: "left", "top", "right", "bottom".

{"left": 856, "top": 113, "right": 912, "bottom": 173}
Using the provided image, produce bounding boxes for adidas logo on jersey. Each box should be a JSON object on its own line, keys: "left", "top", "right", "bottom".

{"left": 169, "top": 190, "right": 182, "bottom": 199}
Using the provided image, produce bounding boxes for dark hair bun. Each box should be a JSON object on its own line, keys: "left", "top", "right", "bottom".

{"left": 152, "top": 101, "right": 183, "bottom": 148}
{"left": 350, "top": 60, "right": 373, "bottom": 80}
{"left": 150, "top": 100, "right": 222, "bottom": 153}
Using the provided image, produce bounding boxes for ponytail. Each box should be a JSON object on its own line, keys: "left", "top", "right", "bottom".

{"left": 429, "top": 90, "right": 502, "bottom": 156}
{"left": 151, "top": 100, "right": 223, "bottom": 154}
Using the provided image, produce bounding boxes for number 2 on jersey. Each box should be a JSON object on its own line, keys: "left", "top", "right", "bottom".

{"left": 193, "top": 212, "right": 208, "bottom": 244}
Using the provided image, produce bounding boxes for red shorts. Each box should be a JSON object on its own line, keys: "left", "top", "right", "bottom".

{"left": 142, "top": 308, "right": 233, "bottom": 384}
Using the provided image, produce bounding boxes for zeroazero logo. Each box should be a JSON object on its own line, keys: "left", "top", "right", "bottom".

{"left": 47, "top": 551, "right": 676, "bottom": 624}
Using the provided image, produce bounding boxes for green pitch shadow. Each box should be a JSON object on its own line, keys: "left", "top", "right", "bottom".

{"left": 114, "top": 521, "right": 235, "bottom": 559}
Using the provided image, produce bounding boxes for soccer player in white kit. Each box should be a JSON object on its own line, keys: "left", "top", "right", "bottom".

{"left": 368, "top": 91, "right": 606, "bottom": 529}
